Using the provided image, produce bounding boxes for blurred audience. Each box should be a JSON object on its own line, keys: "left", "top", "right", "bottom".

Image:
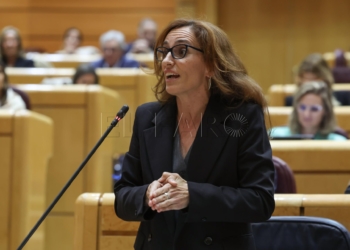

{"left": 0, "top": 26, "right": 34, "bottom": 67}
{"left": 286, "top": 53, "right": 340, "bottom": 106}
{"left": 0, "top": 63, "right": 26, "bottom": 111}
{"left": 126, "top": 18, "right": 157, "bottom": 54}
{"left": 332, "top": 49, "right": 350, "bottom": 83}
{"left": 72, "top": 64, "right": 99, "bottom": 84}
{"left": 56, "top": 27, "right": 100, "bottom": 55}
{"left": 41, "top": 64, "right": 98, "bottom": 85}
{"left": 270, "top": 81, "right": 347, "bottom": 140}
{"left": 91, "top": 30, "right": 139, "bottom": 68}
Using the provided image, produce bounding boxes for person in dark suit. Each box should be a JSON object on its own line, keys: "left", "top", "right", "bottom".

{"left": 91, "top": 30, "right": 139, "bottom": 69}
{"left": 114, "top": 19, "right": 275, "bottom": 250}
{"left": 0, "top": 26, "right": 34, "bottom": 67}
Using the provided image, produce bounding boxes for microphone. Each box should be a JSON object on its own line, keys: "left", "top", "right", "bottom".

{"left": 17, "top": 105, "right": 129, "bottom": 250}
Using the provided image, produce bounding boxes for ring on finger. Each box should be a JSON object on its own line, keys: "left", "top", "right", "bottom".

{"left": 164, "top": 192, "right": 170, "bottom": 200}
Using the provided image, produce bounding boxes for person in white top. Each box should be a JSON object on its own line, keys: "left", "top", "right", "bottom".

{"left": 0, "top": 63, "right": 26, "bottom": 111}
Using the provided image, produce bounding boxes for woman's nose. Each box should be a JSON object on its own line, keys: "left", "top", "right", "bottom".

{"left": 162, "top": 52, "right": 174, "bottom": 67}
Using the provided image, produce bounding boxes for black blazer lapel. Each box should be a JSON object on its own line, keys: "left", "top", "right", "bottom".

{"left": 143, "top": 101, "right": 177, "bottom": 236}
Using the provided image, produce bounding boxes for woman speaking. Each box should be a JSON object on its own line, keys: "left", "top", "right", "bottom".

{"left": 114, "top": 19, "right": 275, "bottom": 250}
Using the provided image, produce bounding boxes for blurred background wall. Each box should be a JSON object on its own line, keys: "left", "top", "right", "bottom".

{"left": 1, "top": 0, "right": 350, "bottom": 92}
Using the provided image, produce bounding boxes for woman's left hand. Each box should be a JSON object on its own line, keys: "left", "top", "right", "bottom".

{"left": 149, "top": 172, "right": 189, "bottom": 213}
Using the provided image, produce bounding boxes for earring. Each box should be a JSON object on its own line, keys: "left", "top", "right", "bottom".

{"left": 208, "top": 77, "right": 212, "bottom": 90}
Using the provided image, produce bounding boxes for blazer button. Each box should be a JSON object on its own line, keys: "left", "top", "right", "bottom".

{"left": 202, "top": 217, "right": 207, "bottom": 222}
{"left": 204, "top": 237, "right": 213, "bottom": 245}
{"left": 148, "top": 234, "right": 152, "bottom": 242}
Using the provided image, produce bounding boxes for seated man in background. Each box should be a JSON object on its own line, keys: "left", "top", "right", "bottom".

{"left": 91, "top": 30, "right": 139, "bottom": 68}
{"left": 0, "top": 26, "right": 34, "bottom": 67}
{"left": 126, "top": 18, "right": 157, "bottom": 54}
{"left": 270, "top": 81, "right": 347, "bottom": 140}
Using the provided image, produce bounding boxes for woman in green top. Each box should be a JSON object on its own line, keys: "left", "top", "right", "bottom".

{"left": 270, "top": 81, "right": 347, "bottom": 140}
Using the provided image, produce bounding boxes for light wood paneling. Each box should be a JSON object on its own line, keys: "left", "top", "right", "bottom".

{"left": 218, "top": 0, "right": 350, "bottom": 93}
{"left": 0, "top": 137, "right": 11, "bottom": 250}
{"left": 74, "top": 193, "right": 350, "bottom": 250}
{"left": 0, "top": 110, "right": 53, "bottom": 250}
{"left": 0, "top": 0, "right": 176, "bottom": 52}
{"left": 12, "top": 85, "right": 129, "bottom": 250}
{"left": 271, "top": 141, "right": 350, "bottom": 194}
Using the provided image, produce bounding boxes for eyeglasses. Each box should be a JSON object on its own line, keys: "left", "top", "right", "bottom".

{"left": 155, "top": 44, "right": 204, "bottom": 61}
{"left": 297, "top": 104, "right": 323, "bottom": 113}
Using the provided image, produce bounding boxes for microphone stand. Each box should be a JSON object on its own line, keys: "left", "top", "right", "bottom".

{"left": 17, "top": 105, "right": 129, "bottom": 250}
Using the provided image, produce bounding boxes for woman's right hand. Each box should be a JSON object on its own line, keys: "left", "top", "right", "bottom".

{"left": 145, "top": 181, "right": 163, "bottom": 207}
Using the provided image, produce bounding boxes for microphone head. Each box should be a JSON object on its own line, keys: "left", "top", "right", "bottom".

{"left": 116, "top": 105, "right": 129, "bottom": 119}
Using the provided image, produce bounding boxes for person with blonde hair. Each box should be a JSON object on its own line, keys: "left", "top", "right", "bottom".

{"left": 114, "top": 19, "right": 275, "bottom": 249}
{"left": 271, "top": 81, "right": 347, "bottom": 140}
{"left": 0, "top": 26, "right": 34, "bottom": 67}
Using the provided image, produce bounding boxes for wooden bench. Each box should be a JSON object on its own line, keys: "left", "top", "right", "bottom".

{"left": 0, "top": 110, "right": 53, "bottom": 250}
{"left": 27, "top": 53, "right": 154, "bottom": 69}
{"left": 6, "top": 68, "right": 157, "bottom": 119}
{"left": 267, "top": 106, "right": 350, "bottom": 137}
{"left": 267, "top": 83, "right": 350, "bottom": 106}
{"left": 13, "top": 85, "right": 130, "bottom": 250}
{"left": 74, "top": 193, "right": 350, "bottom": 250}
{"left": 271, "top": 141, "right": 350, "bottom": 194}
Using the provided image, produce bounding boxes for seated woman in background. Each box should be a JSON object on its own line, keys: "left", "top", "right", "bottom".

{"left": 286, "top": 53, "right": 340, "bottom": 106}
{"left": 0, "top": 63, "right": 26, "bottom": 111}
{"left": 56, "top": 27, "right": 100, "bottom": 55}
{"left": 271, "top": 81, "right": 347, "bottom": 140}
{"left": 0, "top": 26, "right": 34, "bottom": 67}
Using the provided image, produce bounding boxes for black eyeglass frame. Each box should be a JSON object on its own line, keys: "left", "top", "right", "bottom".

{"left": 155, "top": 44, "right": 204, "bottom": 61}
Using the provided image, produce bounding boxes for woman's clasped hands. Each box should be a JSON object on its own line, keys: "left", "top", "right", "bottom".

{"left": 145, "top": 172, "right": 189, "bottom": 213}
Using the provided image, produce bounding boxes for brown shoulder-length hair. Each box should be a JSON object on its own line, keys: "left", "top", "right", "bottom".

{"left": 289, "top": 81, "right": 336, "bottom": 135}
{"left": 296, "top": 53, "right": 334, "bottom": 88}
{"left": 152, "top": 19, "right": 267, "bottom": 109}
{"left": 0, "top": 26, "right": 24, "bottom": 63}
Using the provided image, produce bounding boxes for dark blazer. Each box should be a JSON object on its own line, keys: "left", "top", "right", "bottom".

{"left": 3, "top": 57, "right": 34, "bottom": 67}
{"left": 114, "top": 96, "right": 275, "bottom": 250}
{"left": 90, "top": 54, "right": 139, "bottom": 68}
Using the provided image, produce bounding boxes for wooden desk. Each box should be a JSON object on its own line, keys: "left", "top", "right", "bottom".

{"left": 13, "top": 85, "right": 129, "bottom": 250}
{"left": 267, "top": 106, "right": 350, "bottom": 137}
{"left": 27, "top": 53, "right": 154, "bottom": 69}
{"left": 74, "top": 193, "right": 350, "bottom": 250}
{"left": 271, "top": 141, "right": 350, "bottom": 194}
{"left": 6, "top": 68, "right": 157, "bottom": 121}
{"left": 267, "top": 84, "right": 350, "bottom": 106}
{"left": 0, "top": 110, "right": 53, "bottom": 250}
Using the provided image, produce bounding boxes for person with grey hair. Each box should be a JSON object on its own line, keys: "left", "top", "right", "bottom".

{"left": 91, "top": 30, "right": 139, "bottom": 68}
{"left": 126, "top": 18, "right": 158, "bottom": 54}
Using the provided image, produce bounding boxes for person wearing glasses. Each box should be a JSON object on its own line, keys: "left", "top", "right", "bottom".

{"left": 90, "top": 30, "right": 139, "bottom": 68}
{"left": 114, "top": 19, "right": 275, "bottom": 249}
{"left": 270, "top": 81, "right": 347, "bottom": 140}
